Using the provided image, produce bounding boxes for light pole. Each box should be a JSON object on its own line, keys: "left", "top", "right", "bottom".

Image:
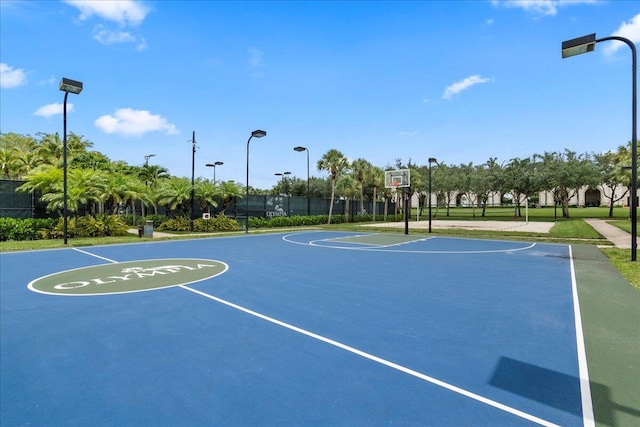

{"left": 246, "top": 129, "right": 267, "bottom": 233}
{"left": 562, "top": 33, "right": 637, "bottom": 261}
{"left": 59, "top": 77, "right": 83, "bottom": 245}
{"left": 294, "top": 146, "right": 310, "bottom": 215}
{"left": 205, "top": 161, "right": 223, "bottom": 183}
{"left": 428, "top": 157, "right": 437, "bottom": 233}
{"left": 275, "top": 171, "right": 291, "bottom": 196}
{"left": 190, "top": 131, "right": 197, "bottom": 232}
{"left": 144, "top": 154, "right": 156, "bottom": 166}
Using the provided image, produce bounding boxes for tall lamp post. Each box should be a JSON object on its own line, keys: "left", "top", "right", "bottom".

{"left": 190, "top": 131, "right": 197, "bottom": 232}
{"left": 562, "top": 33, "right": 637, "bottom": 261}
{"left": 294, "top": 146, "right": 310, "bottom": 215}
{"left": 59, "top": 77, "right": 83, "bottom": 245}
{"left": 206, "top": 161, "right": 223, "bottom": 183}
{"left": 428, "top": 157, "right": 437, "bottom": 233}
{"left": 275, "top": 171, "right": 291, "bottom": 196}
{"left": 246, "top": 129, "right": 267, "bottom": 233}
{"left": 144, "top": 154, "right": 156, "bottom": 166}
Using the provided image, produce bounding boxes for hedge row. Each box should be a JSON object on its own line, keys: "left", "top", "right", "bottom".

{"left": 0, "top": 216, "right": 129, "bottom": 241}
{"left": 157, "top": 214, "right": 239, "bottom": 232}
{"left": 1, "top": 213, "right": 398, "bottom": 241}
{"left": 248, "top": 214, "right": 393, "bottom": 228}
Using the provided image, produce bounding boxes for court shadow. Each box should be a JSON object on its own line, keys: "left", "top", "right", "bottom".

{"left": 489, "top": 356, "right": 640, "bottom": 426}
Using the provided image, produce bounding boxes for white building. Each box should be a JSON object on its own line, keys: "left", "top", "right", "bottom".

{"left": 410, "top": 184, "right": 638, "bottom": 208}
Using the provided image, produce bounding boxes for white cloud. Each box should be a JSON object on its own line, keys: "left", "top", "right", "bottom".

{"left": 602, "top": 13, "right": 640, "bottom": 56}
{"left": 95, "top": 108, "right": 178, "bottom": 136}
{"left": 135, "top": 38, "right": 148, "bottom": 51}
{"left": 37, "top": 75, "right": 56, "bottom": 86}
{"left": 491, "top": 0, "right": 597, "bottom": 17}
{"left": 34, "top": 103, "right": 72, "bottom": 118}
{"left": 64, "top": 0, "right": 150, "bottom": 26}
{"left": 1, "top": 63, "right": 27, "bottom": 88}
{"left": 65, "top": 1, "right": 149, "bottom": 50}
{"left": 443, "top": 75, "right": 491, "bottom": 100}
{"left": 93, "top": 25, "right": 136, "bottom": 45}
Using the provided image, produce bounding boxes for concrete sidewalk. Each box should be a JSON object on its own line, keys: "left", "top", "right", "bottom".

{"left": 127, "top": 228, "right": 181, "bottom": 238}
{"left": 583, "top": 219, "right": 639, "bottom": 249}
{"left": 362, "top": 220, "right": 555, "bottom": 233}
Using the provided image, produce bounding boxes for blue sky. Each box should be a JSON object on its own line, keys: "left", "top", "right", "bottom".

{"left": 1, "top": 0, "right": 639, "bottom": 190}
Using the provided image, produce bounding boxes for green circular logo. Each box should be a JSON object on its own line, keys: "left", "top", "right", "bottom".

{"left": 28, "top": 258, "right": 228, "bottom": 296}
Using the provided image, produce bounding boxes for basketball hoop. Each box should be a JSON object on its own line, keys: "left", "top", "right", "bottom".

{"left": 384, "top": 169, "right": 410, "bottom": 189}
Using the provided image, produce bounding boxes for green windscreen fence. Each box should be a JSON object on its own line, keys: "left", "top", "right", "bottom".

{"left": 0, "top": 182, "right": 396, "bottom": 221}
{"left": 228, "top": 195, "right": 393, "bottom": 220}
{"left": 0, "top": 180, "right": 34, "bottom": 219}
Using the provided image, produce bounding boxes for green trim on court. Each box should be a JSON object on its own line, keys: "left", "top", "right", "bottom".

{"left": 572, "top": 245, "right": 640, "bottom": 426}
{"left": 28, "top": 258, "right": 228, "bottom": 296}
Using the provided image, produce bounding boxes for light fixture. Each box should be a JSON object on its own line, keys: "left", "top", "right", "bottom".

{"left": 59, "top": 77, "right": 83, "bottom": 245}
{"left": 246, "top": 130, "right": 267, "bottom": 232}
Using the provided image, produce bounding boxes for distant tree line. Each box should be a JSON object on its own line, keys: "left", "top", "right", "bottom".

{"left": 1, "top": 132, "right": 637, "bottom": 222}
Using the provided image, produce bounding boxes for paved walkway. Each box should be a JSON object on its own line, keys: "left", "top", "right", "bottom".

{"left": 127, "top": 228, "right": 183, "bottom": 238}
{"left": 363, "top": 220, "right": 555, "bottom": 233}
{"left": 583, "top": 219, "right": 639, "bottom": 249}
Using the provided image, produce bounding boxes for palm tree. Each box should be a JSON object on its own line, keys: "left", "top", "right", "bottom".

{"left": 335, "top": 175, "right": 359, "bottom": 222}
{"left": 120, "top": 176, "right": 147, "bottom": 224}
{"left": 36, "top": 168, "right": 106, "bottom": 217}
{"left": 0, "top": 146, "right": 18, "bottom": 179}
{"left": 139, "top": 164, "right": 170, "bottom": 189}
{"left": 16, "top": 166, "right": 63, "bottom": 198}
{"left": 35, "top": 133, "right": 64, "bottom": 167}
{"left": 370, "top": 166, "right": 384, "bottom": 221}
{"left": 317, "top": 149, "right": 350, "bottom": 224}
{"left": 138, "top": 164, "right": 170, "bottom": 214}
{"left": 15, "top": 149, "right": 41, "bottom": 177}
{"left": 156, "top": 177, "right": 193, "bottom": 217}
{"left": 65, "top": 132, "right": 94, "bottom": 155}
{"left": 351, "top": 158, "right": 372, "bottom": 217}
{"left": 70, "top": 150, "right": 111, "bottom": 171}
{"left": 217, "top": 181, "right": 242, "bottom": 214}
{"left": 195, "top": 179, "right": 220, "bottom": 214}
{"left": 1, "top": 133, "right": 39, "bottom": 179}
{"left": 101, "top": 173, "right": 129, "bottom": 215}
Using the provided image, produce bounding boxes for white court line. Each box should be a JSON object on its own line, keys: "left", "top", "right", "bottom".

{"left": 282, "top": 232, "right": 536, "bottom": 254}
{"left": 69, "top": 240, "right": 571, "bottom": 425}
{"left": 181, "top": 284, "right": 560, "bottom": 427}
{"left": 73, "top": 247, "right": 118, "bottom": 263}
{"left": 569, "top": 246, "right": 595, "bottom": 427}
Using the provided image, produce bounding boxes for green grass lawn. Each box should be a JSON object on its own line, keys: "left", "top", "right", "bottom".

{"left": 600, "top": 248, "right": 640, "bottom": 291}
{"left": 607, "top": 219, "right": 633, "bottom": 233}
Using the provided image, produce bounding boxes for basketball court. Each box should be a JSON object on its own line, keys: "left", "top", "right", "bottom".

{"left": 1, "top": 230, "right": 615, "bottom": 426}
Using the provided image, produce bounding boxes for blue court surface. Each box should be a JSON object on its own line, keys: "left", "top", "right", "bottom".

{"left": 1, "top": 231, "right": 592, "bottom": 426}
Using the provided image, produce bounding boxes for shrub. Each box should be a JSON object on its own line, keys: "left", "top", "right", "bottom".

{"left": 159, "top": 214, "right": 239, "bottom": 232}
{"left": 210, "top": 214, "right": 239, "bottom": 231}
{"left": 157, "top": 217, "right": 191, "bottom": 231}
{"left": 98, "top": 215, "right": 129, "bottom": 236}
{"left": 248, "top": 214, "right": 349, "bottom": 229}
{"left": 144, "top": 214, "right": 166, "bottom": 227}
{"left": 0, "top": 218, "right": 57, "bottom": 241}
